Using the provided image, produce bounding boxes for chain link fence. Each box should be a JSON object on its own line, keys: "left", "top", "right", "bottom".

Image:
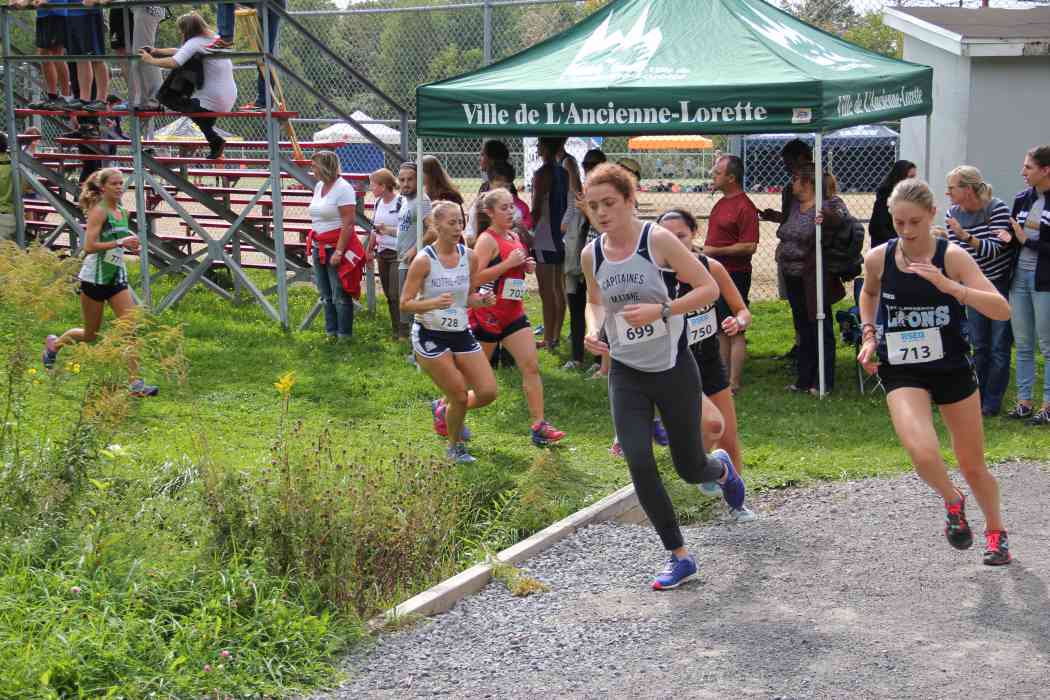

{"left": 5, "top": 0, "right": 1045, "bottom": 297}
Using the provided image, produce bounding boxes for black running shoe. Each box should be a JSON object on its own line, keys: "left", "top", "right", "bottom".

{"left": 1006, "top": 403, "right": 1033, "bottom": 420}
{"left": 983, "top": 530, "right": 1011, "bottom": 566}
{"left": 944, "top": 494, "right": 973, "bottom": 550}
{"left": 1027, "top": 408, "right": 1050, "bottom": 426}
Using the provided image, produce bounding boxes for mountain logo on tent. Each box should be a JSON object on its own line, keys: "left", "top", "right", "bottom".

{"left": 563, "top": 3, "right": 664, "bottom": 83}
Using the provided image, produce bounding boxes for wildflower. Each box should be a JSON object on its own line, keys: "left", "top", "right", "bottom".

{"left": 203, "top": 664, "right": 213, "bottom": 673}
{"left": 70, "top": 586, "right": 81, "bottom": 594}
{"left": 72, "top": 363, "right": 81, "bottom": 374}
{"left": 105, "top": 444, "right": 126, "bottom": 456}
{"left": 33, "top": 379, "right": 40, "bottom": 385}
{"left": 26, "top": 367, "right": 37, "bottom": 376}
{"left": 274, "top": 371, "right": 296, "bottom": 399}
{"left": 220, "top": 650, "right": 231, "bottom": 659}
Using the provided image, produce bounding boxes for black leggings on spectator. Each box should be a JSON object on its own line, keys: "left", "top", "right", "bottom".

{"left": 165, "top": 96, "right": 222, "bottom": 147}
{"left": 784, "top": 274, "right": 835, "bottom": 391}
{"left": 567, "top": 277, "right": 588, "bottom": 364}
{"left": 608, "top": 348, "right": 723, "bottom": 551}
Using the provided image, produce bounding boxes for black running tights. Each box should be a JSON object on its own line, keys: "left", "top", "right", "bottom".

{"left": 608, "top": 349, "right": 723, "bottom": 551}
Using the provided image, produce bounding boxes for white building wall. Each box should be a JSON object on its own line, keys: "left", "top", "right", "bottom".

{"left": 967, "top": 56, "right": 1050, "bottom": 208}
{"left": 900, "top": 36, "right": 970, "bottom": 214}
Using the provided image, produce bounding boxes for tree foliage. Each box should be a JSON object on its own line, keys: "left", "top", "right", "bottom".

{"left": 843, "top": 12, "right": 904, "bottom": 59}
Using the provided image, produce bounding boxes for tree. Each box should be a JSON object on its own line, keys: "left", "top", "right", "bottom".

{"left": 784, "top": 0, "right": 859, "bottom": 34}
{"left": 843, "top": 12, "right": 903, "bottom": 59}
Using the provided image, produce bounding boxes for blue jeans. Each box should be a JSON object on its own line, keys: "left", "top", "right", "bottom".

{"left": 1009, "top": 268, "right": 1050, "bottom": 404}
{"left": 313, "top": 247, "right": 354, "bottom": 338}
{"left": 255, "top": 0, "right": 284, "bottom": 107}
{"left": 968, "top": 279, "right": 1013, "bottom": 413}
{"left": 216, "top": 3, "right": 235, "bottom": 40}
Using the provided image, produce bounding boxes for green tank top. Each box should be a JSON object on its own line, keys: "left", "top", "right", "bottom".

{"left": 78, "top": 205, "right": 131, "bottom": 286}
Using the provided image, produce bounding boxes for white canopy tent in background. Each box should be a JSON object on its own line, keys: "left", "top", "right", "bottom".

{"left": 312, "top": 110, "right": 402, "bottom": 145}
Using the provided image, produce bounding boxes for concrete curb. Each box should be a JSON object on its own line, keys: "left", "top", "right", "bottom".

{"left": 377, "top": 483, "right": 643, "bottom": 625}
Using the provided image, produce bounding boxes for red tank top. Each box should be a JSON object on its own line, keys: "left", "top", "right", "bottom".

{"left": 469, "top": 228, "right": 527, "bottom": 331}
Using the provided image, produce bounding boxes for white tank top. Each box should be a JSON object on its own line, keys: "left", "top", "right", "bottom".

{"left": 415, "top": 243, "right": 472, "bottom": 332}
{"left": 594, "top": 223, "right": 683, "bottom": 372}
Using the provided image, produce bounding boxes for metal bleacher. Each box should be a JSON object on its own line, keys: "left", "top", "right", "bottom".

{"left": 2, "top": 0, "right": 411, "bottom": 329}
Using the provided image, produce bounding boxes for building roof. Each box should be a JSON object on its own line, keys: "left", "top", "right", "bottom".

{"left": 885, "top": 7, "right": 1050, "bottom": 57}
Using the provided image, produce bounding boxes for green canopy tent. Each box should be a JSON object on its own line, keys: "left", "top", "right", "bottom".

{"left": 414, "top": 0, "right": 934, "bottom": 395}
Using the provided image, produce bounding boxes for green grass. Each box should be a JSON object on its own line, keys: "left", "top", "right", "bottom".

{"left": 2, "top": 269, "right": 1048, "bottom": 696}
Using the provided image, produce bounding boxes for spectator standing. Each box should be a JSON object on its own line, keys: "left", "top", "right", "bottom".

{"left": 421, "top": 155, "right": 465, "bottom": 214}
{"left": 139, "top": 12, "right": 237, "bottom": 159}
{"left": 61, "top": 0, "right": 108, "bottom": 111}
{"left": 128, "top": 5, "right": 164, "bottom": 110}
{"left": 776, "top": 164, "right": 847, "bottom": 394}
{"left": 563, "top": 148, "right": 606, "bottom": 370}
{"left": 0, "top": 134, "right": 14, "bottom": 241}
{"left": 237, "top": 0, "right": 287, "bottom": 110}
{"left": 999, "top": 145, "right": 1050, "bottom": 425}
{"left": 761, "top": 139, "right": 812, "bottom": 360}
{"left": 366, "top": 168, "right": 403, "bottom": 340}
{"left": 704, "top": 154, "right": 759, "bottom": 394}
{"left": 306, "top": 151, "right": 361, "bottom": 342}
{"left": 944, "top": 166, "right": 1015, "bottom": 416}
{"left": 466, "top": 140, "right": 511, "bottom": 240}
{"left": 23, "top": 0, "right": 72, "bottom": 109}
{"left": 396, "top": 162, "right": 432, "bottom": 340}
{"left": 869, "top": 160, "right": 917, "bottom": 248}
{"left": 531, "top": 136, "right": 570, "bottom": 351}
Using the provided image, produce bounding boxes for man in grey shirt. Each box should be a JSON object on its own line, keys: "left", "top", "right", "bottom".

{"left": 396, "top": 162, "right": 432, "bottom": 338}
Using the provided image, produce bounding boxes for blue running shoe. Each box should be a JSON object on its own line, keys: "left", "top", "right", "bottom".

{"left": 698, "top": 481, "right": 721, "bottom": 498}
{"left": 651, "top": 553, "right": 698, "bottom": 590}
{"left": 711, "top": 448, "right": 745, "bottom": 511}
{"left": 652, "top": 418, "right": 669, "bottom": 447}
{"left": 42, "top": 334, "right": 58, "bottom": 369}
{"left": 446, "top": 442, "right": 476, "bottom": 464}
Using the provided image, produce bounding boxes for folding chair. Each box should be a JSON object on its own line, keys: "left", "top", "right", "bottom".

{"left": 835, "top": 277, "right": 884, "bottom": 394}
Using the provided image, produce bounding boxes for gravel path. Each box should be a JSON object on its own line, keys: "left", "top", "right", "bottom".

{"left": 317, "top": 461, "right": 1050, "bottom": 699}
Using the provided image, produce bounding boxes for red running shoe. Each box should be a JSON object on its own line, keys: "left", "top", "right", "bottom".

{"left": 531, "top": 420, "right": 565, "bottom": 446}
{"left": 944, "top": 493, "right": 974, "bottom": 551}
{"left": 983, "top": 530, "right": 1011, "bottom": 566}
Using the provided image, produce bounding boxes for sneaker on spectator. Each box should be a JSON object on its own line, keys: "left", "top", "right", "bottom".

{"left": 1027, "top": 408, "right": 1050, "bottom": 426}
{"left": 944, "top": 492, "right": 973, "bottom": 550}
{"left": 42, "top": 335, "right": 58, "bottom": 369}
{"left": 711, "top": 448, "right": 745, "bottom": 510}
{"left": 652, "top": 417, "right": 669, "bottom": 446}
{"left": 62, "top": 98, "right": 85, "bottom": 111}
{"left": 82, "top": 100, "right": 107, "bottom": 112}
{"left": 1006, "top": 403, "right": 1033, "bottom": 420}
{"left": 27, "top": 98, "right": 54, "bottom": 110}
{"left": 982, "top": 529, "right": 1011, "bottom": 566}
{"left": 651, "top": 553, "right": 698, "bottom": 590}
{"left": 129, "top": 379, "right": 159, "bottom": 397}
{"left": 240, "top": 103, "right": 262, "bottom": 112}
{"left": 531, "top": 420, "right": 565, "bottom": 446}
{"left": 446, "top": 442, "right": 476, "bottom": 464}
{"left": 562, "top": 360, "right": 579, "bottom": 370}
{"left": 206, "top": 36, "right": 234, "bottom": 52}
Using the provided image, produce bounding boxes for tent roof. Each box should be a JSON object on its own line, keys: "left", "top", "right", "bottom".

{"left": 417, "top": 0, "right": 932, "bottom": 138}
{"left": 313, "top": 111, "right": 402, "bottom": 145}
{"left": 629, "top": 135, "right": 713, "bottom": 150}
{"left": 153, "top": 116, "right": 240, "bottom": 142}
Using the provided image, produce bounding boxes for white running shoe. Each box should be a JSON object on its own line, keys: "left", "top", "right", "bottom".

{"left": 731, "top": 505, "right": 757, "bottom": 523}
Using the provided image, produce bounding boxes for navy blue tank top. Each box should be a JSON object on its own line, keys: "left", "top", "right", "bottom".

{"left": 876, "top": 238, "right": 970, "bottom": 370}
{"left": 676, "top": 252, "right": 721, "bottom": 351}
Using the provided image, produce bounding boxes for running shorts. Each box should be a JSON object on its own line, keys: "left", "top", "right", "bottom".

{"left": 715, "top": 270, "right": 752, "bottom": 332}
{"left": 79, "top": 280, "right": 129, "bottom": 302}
{"left": 411, "top": 323, "right": 481, "bottom": 359}
{"left": 878, "top": 363, "right": 978, "bottom": 406}
{"left": 65, "top": 11, "right": 105, "bottom": 56}
{"left": 470, "top": 314, "right": 530, "bottom": 344}
{"left": 692, "top": 338, "right": 729, "bottom": 397}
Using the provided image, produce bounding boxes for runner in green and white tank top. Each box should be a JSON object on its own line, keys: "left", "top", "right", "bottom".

{"left": 78, "top": 204, "right": 130, "bottom": 286}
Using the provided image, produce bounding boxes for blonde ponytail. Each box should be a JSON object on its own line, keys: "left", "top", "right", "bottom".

{"left": 79, "top": 168, "right": 122, "bottom": 213}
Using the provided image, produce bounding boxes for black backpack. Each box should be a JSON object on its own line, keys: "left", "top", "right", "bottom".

{"left": 823, "top": 214, "right": 865, "bottom": 282}
{"left": 156, "top": 55, "right": 205, "bottom": 110}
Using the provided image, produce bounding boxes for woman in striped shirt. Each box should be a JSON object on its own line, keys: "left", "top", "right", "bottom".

{"left": 944, "top": 166, "right": 1015, "bottom": 416}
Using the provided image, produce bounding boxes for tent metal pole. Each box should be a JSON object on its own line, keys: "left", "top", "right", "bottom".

{"left": 416, "top": 138, "right": 423, "bottom": 253}
{"left": 923, "top": 114, "right": 932, "bottom": 180}
{"left": 814, "top": 131, "right": 826, "bottom": 399}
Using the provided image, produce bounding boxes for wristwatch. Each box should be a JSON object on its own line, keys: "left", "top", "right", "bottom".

{"left": 660, "top": 301, "right": 672, "bottom": 321}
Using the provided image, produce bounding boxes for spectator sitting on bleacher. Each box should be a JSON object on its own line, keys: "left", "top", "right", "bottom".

{"left": 139, "top": 12, "right": 237, "bottom": 160}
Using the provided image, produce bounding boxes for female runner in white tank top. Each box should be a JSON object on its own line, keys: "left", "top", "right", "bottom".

{"left": 400, "top": 201, "right": 498, "bottom": 463}
{"left": 581, "top": 164, "right": 747, "bottom": 590}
